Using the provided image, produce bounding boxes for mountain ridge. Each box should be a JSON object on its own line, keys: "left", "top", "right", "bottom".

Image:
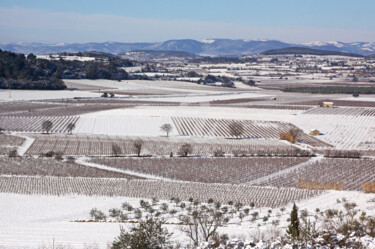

{"left": 1, "top": 39, "right": 374, "bottom": 56}
{"left": 261, "top": 47, "right": 363, "bottom": 57}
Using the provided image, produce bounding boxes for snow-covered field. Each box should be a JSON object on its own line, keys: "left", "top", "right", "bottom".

{"left": 337, "top": 96, "right": 375, "bottom": 102}
{"left": 0, "top": 191, "right": 374, "bottom": 248}
{"left": 0, "top": 89, "right": 101, "bottom": 101}
{"left": 291, "top": 113, "right": 375, "bottom": 149}
{"left": 75, "top": 116, "right": 176, "bottom": 136}
{"left": 64, "top": 79, "right": 245, "bottom": 95}
{"left": 74, "top": 106, "right": 302, "bottom": 137}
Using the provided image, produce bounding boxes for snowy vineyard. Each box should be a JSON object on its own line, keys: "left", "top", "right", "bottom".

{"left": 0, "top": 157, "right": 140, "bottom": 179}
{"left": 0, "top": 116, "right": 79, "bottom": 133}
{"left": 172, "top": 116, "right": 329, "bottom": 147}
{"left": 0, "top": 176, "right": 321, "bottom": 208}
{"left": 258, "top": 158, "right": 375, "bottom": 191}
{"left": 303, "top": 106, "right": 375, "bottom": 116}
{"left": 291, "top": 113, "right": 375, "bottom": 150}
{"left": 0, "top": 134, "right": 25, "bottom": 155}
{"left": 25, "top": 134, "right": 300, "bottom": 156}
{"left": 91, "top": 157, "right": 309, "bottom": 184}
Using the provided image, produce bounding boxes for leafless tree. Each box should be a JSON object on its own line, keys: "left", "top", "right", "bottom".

{"left": 133, "top": 139, "right": 144, "bottom": 157}
{"left": 160, "top": 123, "right": 173, "bottom": 137}
{"left": 228, "top": 121, "right": 244, "bottom": 139}
{"left": 179, "top": 205, "right": 229, "bottom": 246}
{"left": 178, "top": 143, "right": 193, "bottom": 157}
{"left": 42, "top": 120, "right": 53, "bottom": 134}
{"left": 112, "top": 143, "right": 122, "bottom": 157}
{"left": 67, "top": 123, "right": 75, "bottom": 135}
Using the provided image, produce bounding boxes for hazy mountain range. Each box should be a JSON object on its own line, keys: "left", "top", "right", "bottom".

{"left": 1, "top": 39, "right": 375, "bottom": 56}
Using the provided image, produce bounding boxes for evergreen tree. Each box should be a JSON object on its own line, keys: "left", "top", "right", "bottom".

{"left": 287, "top": 203, "right": 300, "bottom": 240}
{"left": 112, "top": 218, "right": 172, "bottom": 249}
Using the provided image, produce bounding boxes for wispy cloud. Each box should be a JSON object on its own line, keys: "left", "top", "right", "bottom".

{"left": 1, "top": 7, "right": 374, "bottom": 43}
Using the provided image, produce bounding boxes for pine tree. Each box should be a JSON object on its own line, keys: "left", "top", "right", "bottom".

{"left": 287, "top": 203, "right": 300, "bottom": 240}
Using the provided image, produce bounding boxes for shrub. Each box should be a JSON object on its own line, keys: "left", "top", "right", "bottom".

{"left": 44, "top": 151, "right": 55, "bottom": 157}
{"left": 363, "top": 182, "right": 375, "bottom": 193}
{"left": 213, "top": 149, "right": 225, "bottom": 157}
{"left": 54, "top": 151, "right": 63, "bottom": 160}
{"left": 296, "top": 178, "right": 344, "bottom": 191}
{"left": 178, "top": 143, "right": 193, "bottom": 157}
{"left": 89, "top": 208, "right": 106, "bottom": 221}
{"left": 279, "top": 129, "right": 298, "bottom": 143}
{"left": 8, "top": 149, "right": 18, "bottom": 157}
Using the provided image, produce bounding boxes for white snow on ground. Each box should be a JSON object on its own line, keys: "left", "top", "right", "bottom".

{"left": 64, "top": 79, "right": 241, "bottom": 95}
{"left": 0, "top": 191, "right": 374, "bottom": 248}
{"left": 245, "top": 155, "right": 324, "bottom": 185}
{"left": 36, "top": 55, "right": 96, "bottom": 61}
{"left": 74, "top": 116, "right": 176, "bottom": 137}
{"left": 76, "top": 157, "right": 174, "bottom": 181}
{"left": 74, "top": 106, "right": 301, "bottom": 137}
{"left": 84, "top": 105, "right": 301, "bottom": 121}
{"left": 133, "top": 92, "right": 269, "bottom": 103}
{"left": 0, "top": 89, "right": 101, "bottom": 101}
{"left": 337, "top": 96, "right": 375, "bottom": 102}
{"left": 290, "top": 114, "right": 375, "bottom": 150}
{"left": 0, "top": 193, "right": 134, "bottom": 248}
{"left": 15, "top": 135, "right": 35, "bottom": 156}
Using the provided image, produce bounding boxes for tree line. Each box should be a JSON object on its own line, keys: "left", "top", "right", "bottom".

{"left": 0, "top": 49, "right": 137, "bottom": 90}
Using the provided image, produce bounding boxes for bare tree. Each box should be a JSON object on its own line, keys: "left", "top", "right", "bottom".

{"left": 42, "top": 120, "right": 53, "bottom": 134}
{"left": 179, "top": 205, "right": 229, "bottom": 246}
{"left": 178, "top": 143, "right": 193, "bottom": 157}
{"left": 112, "top": 143, "right": 122, "bottom": 157}
{"left": 160, "top": 123, "right": 173, "bottom": 137}
{"left": 228, "top": 121, "right": 244, "bottom": 139}
{"left": 66, "top": 123, "right": 75, "bottom": 135}
{"left": 133, "top": 139, "right": 144, "bottom": 157}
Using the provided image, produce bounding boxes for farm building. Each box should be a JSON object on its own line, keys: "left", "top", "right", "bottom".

{"left": 309, "top": 129, "right": 320, "bottom": 136}
{"left": 322, "top": 102, "right": 334, "bottom": 108}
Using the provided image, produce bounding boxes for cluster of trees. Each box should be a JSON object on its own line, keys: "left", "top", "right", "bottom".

{"left": 0, "top": 49, "right": 66, "bottom": 90}
{"left": 203, "top": 74, "right": 234, "bottom": 87}
{"left": 108, "top": 200, "right": 375, "bottom": 248}
{"left": 0, "top": 49, "right": 136, "bottom": 90}
{"left": 284, "top": 201, "right": 375, "bottom": 248}
{"left": 283, "top": 86, "right": 375, "bottom": 94}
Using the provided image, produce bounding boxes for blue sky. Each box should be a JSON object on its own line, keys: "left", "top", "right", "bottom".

{"left": 0, "top": 0, "right": 374, "bottom": 43}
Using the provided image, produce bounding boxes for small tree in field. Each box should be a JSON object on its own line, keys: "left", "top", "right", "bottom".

{"left": 178, "top": 143, "right": 193, "bottom": 157}
{"left": 66, "top": 123, "right": 75, "bottom": 135}
{"left": 112, "top": 143, "right": 122, "bottom": 157}
{"left": 229, "top": 121, "right": 244, "bottom": 139}
{"left": 42, "top": 120, "right": 53, "bottom": 134}
{"left": 160, "top": 123, "right": 173, "bottom": 137}
{"left": 133, "top": 139, "right": 144, "bottom": 157}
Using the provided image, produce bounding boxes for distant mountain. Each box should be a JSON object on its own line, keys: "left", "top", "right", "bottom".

{"left": 1, "top": 39, "right": 375, "bottom": 56}
{"left": 301, "top": 41, "right": 375, "bottom": 56}
{"left": 262, "top": 47, "right": 363, "bottom": 57}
